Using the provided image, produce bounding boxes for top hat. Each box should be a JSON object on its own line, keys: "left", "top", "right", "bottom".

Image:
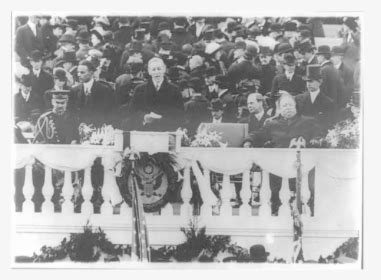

{"left": 59, "top": 34, "right": 76, "bottom": 45}
{"left": 316, "top": 45, "right": 331, "bottom": 55}
{"left": 304, "top": 64, "right": 322, "bottom": 81}
{"left": 158, "top": 21, "right": 170, "bottom": 31}
{"left": 29, "top": 50, "right": 43, "bottom": 62}
{"left": 331, "top": 45, "right": 345, "bottom": 56}
{"left": 208, "top": 98, "right": 225, "bottom": 111}
{"left": 249, "top": 244, "right": 270, "bottom": 262}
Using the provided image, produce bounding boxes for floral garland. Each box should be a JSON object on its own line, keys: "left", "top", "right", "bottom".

{"left": 190, "top": 130, "right": 227, "bottom": 148}
{"left": 323, "top": 118, "right": 360, "bottom": 149}
{"left": 79, "top": 123, "right": 116, "bottom": 146}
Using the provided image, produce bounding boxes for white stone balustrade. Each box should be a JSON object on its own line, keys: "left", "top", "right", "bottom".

{"left": 12, "top": 145, "right": 361, "bottom": 261}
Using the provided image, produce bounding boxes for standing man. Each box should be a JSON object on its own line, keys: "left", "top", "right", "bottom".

{"left": 72, "top": 60, "right": 115, "bottom": 126}
{"left": 295, "top": 65, "right": 336, "bottom": 131}
{"left": 129, "top": 57, "right": 184, "bottom": 131}
{"left": 33, "top": 90, "right": 79, "bottom": 144}
{"left": 15, "top": 15, "right": 43, "bottom": 67}
{"left": 316, "top": 45, "right": 343, "bottom": 105}
{"left": 29, "top": 50, "right": 54, "bottom": 109}
{"left": 331, "top": 46, "right": 355, "bottom": 108}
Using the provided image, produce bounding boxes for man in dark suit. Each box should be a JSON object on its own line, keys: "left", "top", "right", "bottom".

{"left": 295, "top": 65, "right": 336, "bottom": 131}
{"left": 72, "top": 60, "right": 116, "bottom": 126}
{"left": 184, "top": 77, "right": 210, "bottom": 136}
{"left": 316, "top": 45, "right": 343, "bottom": 106}
{"left": 271, "top": 53, "right": 306, "bottom": 97}
{"left": 215, "top": 75, "right": 238, "bottom": 122}
{"left": 258, "top": 46, "right": 276, "bottom": 94}
{"left": 189, "top": 17, "right": 207, "bottom": 41}
{"left": 294, "top": 41, "right": 318, "bottom": 76}
{"left": 15, "top": 15, "right": 44, "bottom": 67}
{"left": 14, "top": 72, "right": 42, "bottom": 124}
{"left": 245, "top": 93, "right": 322, "bottom": 215}
{"left": 29, "top": 50, "right": 54, "bottom": 111}
{"left": 207, "top": 98, "right": 231, "bottom": 124}
{"left": 129, "top": 57, "right": 184, "bottom": 131}
{"left": 242, "top": 93, "right": 271, "bottom": 147}
{"left": 331, "top": 46, "right": 355, "bottom": 108}
{"left": 227, "top": 48, "right": 262, "bottom": 85}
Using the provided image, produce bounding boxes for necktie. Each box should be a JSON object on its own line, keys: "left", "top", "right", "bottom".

{"left": 155, "top": 82, "right": 160, "bottom": 91}
{"left": 84, "top": 87, "right": 90, "bottom": 106}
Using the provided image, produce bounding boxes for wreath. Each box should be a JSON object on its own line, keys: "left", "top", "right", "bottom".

{"left": 116, "top": 152, "right": 182, "bottom": 213}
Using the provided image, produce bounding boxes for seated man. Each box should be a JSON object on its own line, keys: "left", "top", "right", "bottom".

{"left": 245, "top": 93, "right": 322, "bottom": 215}
{"left": 33, "top": 90, "right": 79, "bottom": 144}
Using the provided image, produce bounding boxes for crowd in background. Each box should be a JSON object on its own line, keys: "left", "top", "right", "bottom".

{"left": 13, "top": 15, "right": 361, "bottom": 146}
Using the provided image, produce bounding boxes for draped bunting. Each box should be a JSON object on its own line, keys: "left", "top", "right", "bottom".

{"left": 179, "top": 148, "right": 360, "bottom": 180}
{"left": 14, "top": 145, "right": 360, "bottom": 180}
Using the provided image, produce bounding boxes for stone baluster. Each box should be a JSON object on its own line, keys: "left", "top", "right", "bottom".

{"left": 181, "top": 163, "right": 193, "bottom": 218}
{"left": 190, "top": 161, "right": 217, "bottom": 217}
{"left": 101, "top": 153, "right": 123, "bottom": 215}
{"left": 22, "top": 157, "right": 35, "bottom": 213}
{"left": 220, "top": 174, "right": 233, "bottom": 216}
{"left": 301, "top": 173, "right": 311, "bottom": 217}
{"left": 81, "top": 167, "right": 94, "bottom": 215}
{"left": 279, "top": 176, "right": 291, "bottom": 219}
{"left": 120, "top": 200, "right": 131, "bottom": 216}
{"left": 61, "top": 170, "right": 74, "bottom": 214}
{"left": 240, "top": 169, "right": 251, "bottom": 217}
{"left": 41, "top": 166, "right": 54, "bottom": 213}
{"left": 260, "top": 171, "right": 272, "bottom": 217}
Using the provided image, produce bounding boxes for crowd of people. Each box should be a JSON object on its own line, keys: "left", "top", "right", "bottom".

{"left": 13, "top": 15, "right": 361, "bottom": 147}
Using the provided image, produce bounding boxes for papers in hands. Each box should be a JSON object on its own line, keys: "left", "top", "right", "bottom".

{"left": 149, "top": 112, "right": 162, "bottom": 119}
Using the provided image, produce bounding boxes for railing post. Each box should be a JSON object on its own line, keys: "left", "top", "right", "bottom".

{"left": 181, "top": 163, "right": 192, "bottom": 218}
{"left": 190, "top": 162, "right": 217, "bottom": 217}
{"left": 61, "top": 170, "right": 74, "bottom": 214}
{"left": 279, "top": 176, "right": 291, "bottom": 219}
{"left": 41, "top": 166, "right": 54, "bottom": 213}
{"left": 260, "top": 171, "right": 272, "bottom": 217}
{"left": 220, "top": 174, "right": 233, "bottom": 216}
{"left": 22, "top": 157, "right": 35, "bottom": 213}
{"left": 240, "top": 169, "right": 251, "bottom": 217}
{"left": 81, "top": 167, "right": 94, "bottom": 215}
{"left": 101, "top": 152, "right": 123, "bottom": 215}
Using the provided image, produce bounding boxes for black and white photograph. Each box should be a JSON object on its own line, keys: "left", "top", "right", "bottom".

{"left": 10, "top": 10, "right": 363, "bottom": 269}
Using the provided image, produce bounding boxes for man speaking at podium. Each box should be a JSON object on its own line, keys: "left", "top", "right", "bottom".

{"left": 129, "top": 57, "right": 184, "bottom": 131}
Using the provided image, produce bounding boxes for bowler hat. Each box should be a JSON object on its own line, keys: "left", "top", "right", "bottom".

{"left": 188, "top": 77, "right": 204, "bottom": 92}
{"left": 16, "top": 73, "right": 33, "bottom": 87}
{"left": 295, "top": 41, "right": 314, "bottom": 53}
{"left": 205, "top": 66, "right": 217, "bottom": 77}
{"left": 269, "top": 23, "right": 282, "bottom": 33}
{"left": 283, "top": 21, "right": 297, "bottom": 32}
{"left": 283, "top": 53, "right": 296, "bottom": 66}
{"left": 259, "top": 46, "right": 273, "bottom": 56}
{"left": 304, "top": 64, "right": 322, "bottom": 81}
{"left": 29, "top": 50, "right": 43, "bottom": 62}
{"left": 316, "top": 45, "right": 331, "bottom": 55}
{"left": 249, "top": 244, "right": 269, "bottom": 262}
{"left": 76, "top": 30, "right": 90, "bottom": 43}
{"left": 66, "top": 19, "right": 78, "bottom": 29}
{"left": 275, "top": 42, "right": 293, "bottom": 54}
{"left": 59, "top": 34, "right": 76, "bottom": 45}
{"left": 208, "top": 98, "right": 225, "bottom": 111}
{"left": 331, "top": 46, "right": 345, "bottom": 56}
{"left": 227, "top": 21, "right": 238, "bottom": 33}
{"left": 128, "top": 41, "right": 143, "bottom": 53}
{"left": 53, "top": 68, "right": 68, "bottom": 81}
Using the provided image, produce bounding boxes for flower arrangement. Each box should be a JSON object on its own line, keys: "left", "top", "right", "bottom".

{"left": 190, "top": 130, "right": 226, "bottom": 148}
{"left": 79, "top": 124, "right": 115, "bottom": 146}
{"left": 324, "top": 118, "right": 360, "bottom": 149}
